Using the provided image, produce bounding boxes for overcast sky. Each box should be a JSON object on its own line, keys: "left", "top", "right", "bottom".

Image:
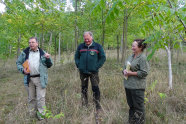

{"left": 0, "top": 0, "right": 74, "bottom": 13}
{"left": 0, "top": 3, "right": 5, "bottom": 13}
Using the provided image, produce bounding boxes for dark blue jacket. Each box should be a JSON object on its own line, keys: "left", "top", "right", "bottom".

{"left": 75, "top": 41, "right": 106, "bottom": 74}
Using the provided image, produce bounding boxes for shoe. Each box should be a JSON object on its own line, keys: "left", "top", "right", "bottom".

{"left": 95, "top": 108, "right": 103, "bottom": 123}
{"left": 96, "top": 108, "right": 103, "bottom": 116}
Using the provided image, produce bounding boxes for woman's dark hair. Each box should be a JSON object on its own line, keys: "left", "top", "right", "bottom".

{"left": 134, "top": 39, "right": 147, "bottom": 51}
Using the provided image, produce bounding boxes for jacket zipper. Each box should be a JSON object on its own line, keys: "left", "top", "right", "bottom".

{"left": 86, "top": 46, "right": 89, "bottom": 73}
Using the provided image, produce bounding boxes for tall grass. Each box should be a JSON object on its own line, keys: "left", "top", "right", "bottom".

{"left": 0, "top": 49, "right": 185, "bottom": 124}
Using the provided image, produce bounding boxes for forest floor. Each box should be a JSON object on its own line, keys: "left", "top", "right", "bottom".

{"left": 0, "top": 49, "right": 185, "bottom": 124}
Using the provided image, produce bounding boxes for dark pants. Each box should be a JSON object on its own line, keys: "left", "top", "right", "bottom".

{"left": 125, "top": 88, "right": 145, "bottom": 124}
{"left": 80, "top": 72, "right": 101, "bottom": 110}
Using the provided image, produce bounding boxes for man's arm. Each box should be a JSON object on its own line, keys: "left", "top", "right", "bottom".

{"left": 97, "top": 45, "right": 106, "bottom": 69}
{"left": 75, "top": 46, "right": 80, "bottom": 68}
{"left": 16, "top": 52, "right": 25, "bottom": 74}
{"left": 44, "top": 53, "right": 53, "bottom": 68}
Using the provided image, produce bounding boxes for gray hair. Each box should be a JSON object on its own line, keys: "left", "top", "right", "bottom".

{"left": 83, "top": 31, "right": 93, "bottom": 39}
{"left": 29, "top": 37, "right": 38, "bottom": 43}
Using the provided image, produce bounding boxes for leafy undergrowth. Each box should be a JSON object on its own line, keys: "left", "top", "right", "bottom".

{"left": 0, "top": 50, "right": 185, "bottom": 124}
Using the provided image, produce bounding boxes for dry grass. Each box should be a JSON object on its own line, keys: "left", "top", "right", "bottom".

{"left": 0, "top": 49, "right": 185, "bottom": 124}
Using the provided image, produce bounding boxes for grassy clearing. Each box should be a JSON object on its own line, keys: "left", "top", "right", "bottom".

{"left": 0, "top": 49, "right": 185, "bottom": 124}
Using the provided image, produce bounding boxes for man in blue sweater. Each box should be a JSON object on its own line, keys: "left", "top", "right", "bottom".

{"left": 75, "top": 31, "right": 106, "bottom": 111}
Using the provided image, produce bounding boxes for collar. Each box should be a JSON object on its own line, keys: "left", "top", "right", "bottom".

{"left": 84, "top": 41, "right": 95, "bottom": 47}
{"left": 29, "top": 48, "right": 39, "bottom": 52}
{"left": 132, "top": 53, "right": 143, "bottom": 58}
{"left": 88, "top": 42, "right": 93, "bottom": 47}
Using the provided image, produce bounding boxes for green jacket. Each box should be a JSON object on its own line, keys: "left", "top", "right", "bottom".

{"left": 75, "top": 41, "right": 106, "bottom": 74}
{"left": 123, "top": 53, "right": 150, "bottom": 89}
{"left": 16, "top": 47, "right": 53, "bottom": 88}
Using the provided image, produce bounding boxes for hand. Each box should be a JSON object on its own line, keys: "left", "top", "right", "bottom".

{"left": 123, "top": 70, "right": 128, "bottom": 76}
{"left": 44, "top": 53, "right": 50, "bottom": 59}
{"left": 127, "top": 70, "right": 132, "bottom": 76}
{"left": 23, "top": 68, "right": 29, "bottom": 75}
{"left": 123, "top": 70, "right": 133, "bottom": 76}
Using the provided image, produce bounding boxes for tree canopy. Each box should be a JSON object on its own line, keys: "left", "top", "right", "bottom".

{"left": 0, "top": 0, "right": 185, "bottom": 59}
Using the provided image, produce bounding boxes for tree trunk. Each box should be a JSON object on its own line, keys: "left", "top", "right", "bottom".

{"left": 89, "top": 14, "right": 92, "bottom": 30}
{"left": 42, "top": 33, "right": 45, "bottom": 49}
{"left": 40, "top": 24, "right": 44, "bottom": 48}
{"left": 9, "top": 44, "right": 12, "bottom": 56}
{"left": 17, "top": 34, "right": 21, "bottom": 58}
{"left": 176, "top": 48, "right": 179, "bottom": 65}
{"left": 124, "top": 8, "right": 128, "bottom": 62}
{"left": 102, "top": 8, "right": 105, "bottom": 47}
{"left": 179, "top": 37, "right": 183, "bottom": 55}
{"left": 117, "top": 35, "right": 119, "bottom": 62}
{"left": 71, "top": 41, "right": 73, "bottom": 51}
{"left": 67, "top": 42, "right": 68, "bottom": 51}
{"left": 121, "top": 9, "right": 127, "bottom": 62}
{"left": 58, "top": 32, "right": 61, "bottom": 63}
{"left": 75, "top": 0, "right": 78, "bottom": 50}
{"left": 48, "top": 32, "right": 53, "bottom": 53}
{"left": 120, "top": 35, "right": 123, "bottom": 61}
{"left": 54, "top": 35, "right": 57, "bottom": 66}
{"left": 38, "top": 34, "right": 41, "bottom": 47}
{"left": 165, "top": 45, "right": 173, "bottom": 89}
{"left": 179, "top": 33, "right": 185, "bottom": 55}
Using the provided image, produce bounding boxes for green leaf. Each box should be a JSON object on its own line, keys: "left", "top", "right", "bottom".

{"left": 104, "top": 0, "right": 118, "bottom": 23}
{"left": 110, "top": 11, "right": 115, "bottom": 20}
{"left": 118, "top": 1, "right": 123, "bottom": 8}
{"left": 100, "top": 0, "right": 105, "bottom": 8}
{"left": 114, "top": 7, "right": 119, "bottom": 16}
{"left": 53, "top": 112, "right": 64, "bottom": 119}
{"left": 90, "top": 1, "right": 101, "bottom": 14}
{"left": 141, "top": 28, "right": 145, "bottom": 35}
{"left": 158, "top": 92, "right": 167, "bottom": 99}
{"left": 159, "top": 12, "right": 164, "bottom": 20}
{"left": 147, "top": 47, "right": 156, "bottom": 61}
{"left": 144, "top": 97, "right": 149, "bottom": 103}
{"left": 149, "top": 80, "right": 157, "bottom": 91}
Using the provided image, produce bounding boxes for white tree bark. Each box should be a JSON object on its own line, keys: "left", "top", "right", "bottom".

{"left": 165, "top": 45, "right": 173, "bottom": 89}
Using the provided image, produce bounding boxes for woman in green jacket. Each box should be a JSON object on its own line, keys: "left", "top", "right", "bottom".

{"left": 123, "top": 39, "right": 149, "bottom": 124}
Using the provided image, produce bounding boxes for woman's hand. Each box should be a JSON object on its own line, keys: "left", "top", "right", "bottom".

{"left": 123, "top": 69, "right": 128, "bottom": 76}
{"left": 123, "top": 70, "right": 135, "bottom": 76}
{"left": 127, "top": 70, "right": 133, "bottom": 76}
